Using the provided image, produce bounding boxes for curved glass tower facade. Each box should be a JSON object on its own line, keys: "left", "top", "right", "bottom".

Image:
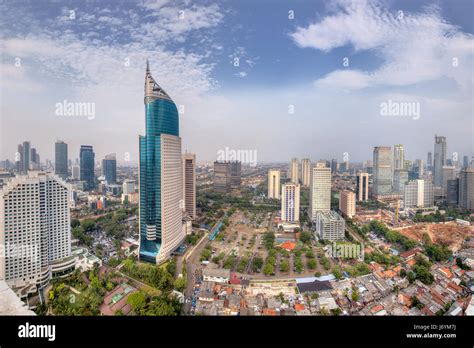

{"left": 139, "top": 61, "right": 184, "bottom": 264}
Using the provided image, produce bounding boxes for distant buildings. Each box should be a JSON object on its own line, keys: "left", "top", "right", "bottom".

{"left": 331, "top": 159, "right": 338, "bottom": 174}
{"left": 447, "top": 179, "right": 459, "bottom": 205}
{"left": 0, "top": 172, "right": 73, "bottom": 296}
{"left": 403, "top": 179, "right": 434, "bottom": 209}
{"left": 301, "top": 158, "right": 311, "bottom": 187}
{"left": 309, "top": 162, "right": 331, "bottom": 221}
{"left": 267, "top": 169, "right": 280, "bottom": 199}
{"left": 441, "top": 165, "right": 456, "bottom": 195}
{"left": 101, "top": 153, "right": 117, "bottom": 184}
{"left": 393, "top": 169, "right": 409, "bottom": 194}
{"left": 71, "top": 165, "right": 80, "bottom": 180}
{"left": 290, "top": 158, "right": 299, "bottom": 184}
{"left": 281, "top": 183, "right": 300, "bottom": 223}
{"left": 373, "top": 146, "right": 393, "bottom": 196}
{"left": 356, "top": 172, "right": 369, "bottom": 201}
{"left": 459, "top": 168, "right": 474, "bottom": 211}
{"left": 213, "top": 161, "right": 241, "bottom": 193}
{"left": 433, "top": 135, "right": 447, "bottom": 188}
{"left": 393, "top": 144, "right": 405, "bottom": 170}
{"left": 339, "top": 190, "right": 356, "bottom": 218}
{"left": 16, "top": 141, "right": 33, "bottom": 174}
{"left": 315, "top": 211, "right": 345, "bottom": 241}
{"left": 79, "top": 145, "right": 95, "bottom": 190}
{"left": 55, "top": 140, "right": 68, "bottom": 179}
{"left": 183, "top": 153, "right": 196, "bottom": 219}
{"left": 139, "top": 61, "right": 185, "bottom": 264}
{"left": 229, "top": 161, "right": 241, "bottom": 187}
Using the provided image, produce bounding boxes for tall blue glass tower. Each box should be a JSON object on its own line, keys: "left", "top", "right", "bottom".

{"left": 139, "top": 61, "right": 184, "bottom": 264}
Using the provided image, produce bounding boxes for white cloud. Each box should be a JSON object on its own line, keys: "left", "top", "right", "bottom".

{"left": 291, "top": 0, "right": 474, "bottom": 94}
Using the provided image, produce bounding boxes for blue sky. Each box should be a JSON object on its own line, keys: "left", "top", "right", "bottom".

{"left": 0, "top": 0, "right": 473, "bottom": 164}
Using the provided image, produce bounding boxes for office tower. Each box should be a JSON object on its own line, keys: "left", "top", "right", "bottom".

{"left": 331, "top": 158, "right": 338, "bottom": 174}
{"left": 55, "top": 140, "right": 68, "bottom": 180}
{"left": 339, "top": 190, "right": 356, "bottom": 218}
{"left": 442, "top": 165, "right": 456, "bottom": 195}
{"left": 182, "top": 154, "right": 196, "bottom": 219}
{"left": 427, "top": 152, "right": 433, "bottom": 167}
{"left": 122, "top": 179, "right": 136, "bottom": 195}
{"left": 267, "top": 169, "right": 281, "bottom": 199}
{"left": 301, "top": 158, "right": 311, "bottom": 187}
{"left": 459, "top": 168, "right": 474, "bottom": 211}
{"left": 393, "top": 144, "right": 404, "bottom": 170}
{"left": 414, "top": 159, "right": 424, "bottom": 178}
{"left": 139, "top": 61, "right": 184, "bottom": 264}
{"left": 79, "top": 145, "right": 95, "bottom": 190}
{"left": 35, "top": 154, "right": 40, "bottom": 168}
{"left": 71, "top": 165, "right": 80, "bottom": 180}
{"left": 356, "top": 172, "right": 369, "bottom": 201}
{"left": 0, "top": 172, "right": 72, "bottom": 293}
{"left": 403, "top": 179, "right": 434, "bottom": 208}
{"left": 433, "top": 135, "right": 447, "bottom": 187}
{"left": 229, "top": 161, "right": 241, "bottom": 187}
{"left": 214, "top": 161, "right": 231, "bottom": 193}
{"left": 463, "top": 155, "right": 469, "bottom": 169}
{"left": 101, "top": 154, "right": 117, "bottom": 184}
{"left": 281, "top": 183, "right": 300, "bottom": 223}
{"left": 447, "top": 179, "right": 459, "bottom": 206}
{"left": 309, "top": 162, "right": 331, "bottom": 221}
{"left": 393, "top": 169, "right": 409, "bottom": 194}
{"left": 339, "top": 160, "right": 349, "bottom": 173}
{"left": 30, "top": 148, "right": 38, "bottom": 169}
{"left": 315, "top": 211, "right": 345, "bottom": 241}
{"left": 16, "top": 144, "right": 23, "bottom": 173}
{"left": 373, "top": 146, "right": 393, "bottom": 196}
{"left": 290, "top": 158, "right": 299, "bottom": 184}
{"left": 21, "top": 141, "right": 30, "bottom": 173}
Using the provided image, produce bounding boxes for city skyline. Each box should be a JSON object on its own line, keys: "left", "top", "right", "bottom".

{"left": 1, "top": 0, "right": 473, "bottom": 164}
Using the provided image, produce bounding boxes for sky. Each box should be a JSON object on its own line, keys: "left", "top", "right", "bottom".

{"left": 0, "top": 0, "right": 473, "bottom": 165}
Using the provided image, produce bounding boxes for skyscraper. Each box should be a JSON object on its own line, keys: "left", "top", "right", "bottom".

{"left": 393, "top": 144, "right": 405, "bottom": 170}
{"left": 139, "top": 61, "right": 184, "bottom": 264}
{"left": 427, "top": 152, "right": 433, "bottom": 167}
{"left": 330, "top": 158, "right": 338, "bottom": 174}
{"left": 433, "top": 135, "right": 447, "bottom": 188}
{"left": 301, "top": 158, "right": 311, "bottom": 187}
{"left": 16, "top": 143, "right": 23, "bottom": 173}
{"left": 79, "top": 145, "right": 95, "bottom": 190}
{"left": 290, "top": 158, "right": 299, "bottom": 184}
{"left": 373, "top": 146, "right": 393, "bottom": 196}
{"left": 71, "top": 165, "right": 80, "bottom": 180}
{"left": 442, "top": 165, "right": 456, "bottom": 195}
{"left": 309, "top": 162, "right": 331, "bottom": 221}
{"left": 403, "top": 179, "right": 434, "bottom": 209}
{"left": 0, "top": 172, "right": 73, "bottom": 293}
{"left": 55, "top": 140, "right": 68, "bottom": 180}
{"left": 229, "top": 161, "right": 241, "bottom": 188}
{"left": 356, "top": 172, "right": 369, "bottom": 201}
{"left": 22, "top": 141, "right": 30, "bottom": 173}
{"left": 182, "top": 153, "right": 196, "bottom": 219}
{"left": 414, "top": 159, "right": 424, "bottom": 178}
{"left": 463, "top": 155, "right": 469, "bottom": 169}
{"left": 339, "top": 190, "right": 356, "bottom": 218}
{"left": 267, "top": 169, "right": 280, "bottom": 199}
{"left": 459, "top": 168, "right": 474, "bottom": 211}
{"left": 393, "top": 169, "right": 409, "bottom": 194}
{"left": 214, "top": 161, "right": 231, "bottom": 193}
{"left": 101, "top": 154, "right": 117, "bottom": 184}
{"left": 281, "top": 183, "right": 300, "bottom": 223}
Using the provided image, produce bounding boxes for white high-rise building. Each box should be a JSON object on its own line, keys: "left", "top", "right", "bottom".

{"left": 71, "top": 165, "right": 80, "bottom": 180}
{"left": 290, "top": 158, "right": 299, "bottom": 184}
{"left": 301, "top": 158, "right": 311, "bottom": 187}
{"left": 182, "top": 153, "right": 196, "bottom": 219}
{"left": 122, "top": 179, "right": 135, "bottom": 195}
{"left": 339, "top": 190, "right": 356, "bottom": 218}
{"left": 0, "top": 172, "right": 73, "bottom": 295}
{"left": 403, "top": 179, "right": 434, "bottom": 209}
{"left": 267, "top": 169, "right": 280, "bottom": 199}
{"left": 281, "top": 183, "right": 300, "bottom": 223}
{"left": 315, "top": 211, "right": 345, "bottom": 241}
{"left": 394, "top": 144, "right": 405, "bottom": 170}
{"left": 309, "top": 162, "right": 331, "bottom": 221}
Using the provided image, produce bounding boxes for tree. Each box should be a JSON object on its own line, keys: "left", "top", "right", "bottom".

{"left": 174, "top": 277, "right": 186, "bottom": 292}
{"left": 307, "top": 259, "right": 317, "bottom": 270}
{"left": 407, "top": 271, "right": 416, "bottom": 283}
{"left": 332, "top": 266, "right": 343, "bottom": 280}
{"left": 280, "top": 259, "right": 289, "bottom": 272}
{"left": 299, "top": 231, "right": 312, "bottom": 244}
{"left": 263, "top": 263, "right": 274, "bottom": 276}
{"left": 81, "top": 219, "right": 96, "bottom": 232}
{"left": 252, "top": 256, "right": 263, "bottom": 272}
{"left": 351, "top": 289, "right": 359, "bottom": 302}
{"left": 71, "top": 219, "right": 80, "bottom": 228}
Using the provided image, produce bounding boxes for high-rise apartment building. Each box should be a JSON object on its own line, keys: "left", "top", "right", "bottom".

{"left": 373, "top": 146, "right": 393, "bottom": 196}
{"left": 182, "top": 153, "right": 196, "bottom": 219}
{"left": 309, "top": 162, "right": 331, "bottom": 221}
{"left": 315, "top": 211, "right": 345, "bottom": 241}
{"left": 459, "top": 168, "right": 474, "bottom": 211}
{"left": 290, "top": 158, "right": 299, "bottom": 184}
{"left": 281, "top": 183, "right": 300, "bottom": 223}
{"left": 101, "top": 154, "right": 117, "bottom": 184}
{"left": 122, "top": 179, "right": 135, "bottom": 195}
{"left": 139, "top": 61, "right": 184, "bottom": 264}
{"left": 79, "top": 145, "right": 95, "bottom": 190}
{"left": 0, "top": 172, "right": 73, "bottom": 294}
{"left": 403, "top": 179, "right": 434, "bottom": 209}
{"left": 356, "top": 172, "right": 369, "bottom": 201}
{"left": 339, "top": 190, "right": 356, "bottom": 218}
{"left": 301, "top": 158, "right": 311, "bottom": 187}
{"left": 433, "top": 135, "right": 447, "bottom": 188}
{"left": 55, "top": 140, "right": 68, "bottom": 180}
{"left": 267, "top": 169, "right": 280, "bottom": 199}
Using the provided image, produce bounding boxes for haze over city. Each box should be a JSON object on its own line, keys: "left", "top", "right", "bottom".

{"left": 1, "top": 0, "right": 473, "bottom": 164}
